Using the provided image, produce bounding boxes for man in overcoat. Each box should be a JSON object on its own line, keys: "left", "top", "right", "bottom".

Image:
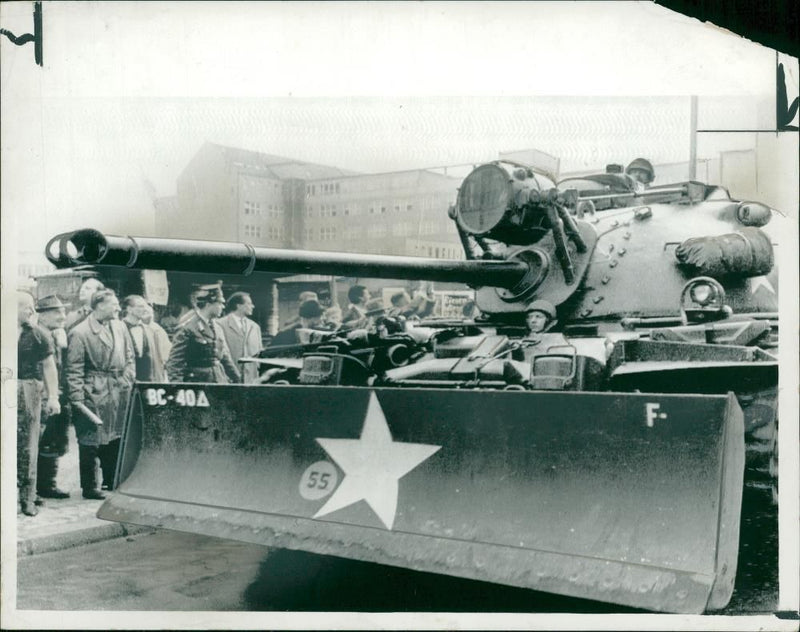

{"left": 165, "top": 284, "right": 241, "bottom": 384}
{"left": 65, "top": 289, "right": 135, "bottom": 499}
{"left": 217, "top": 292, "right": 262, "bottom": 383}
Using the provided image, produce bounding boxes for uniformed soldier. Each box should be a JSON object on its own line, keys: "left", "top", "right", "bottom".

{"left": 525, "top": 300, "right": 557, "bottom": 334}
{"left": 17, "top": 291, "right": 60, "bottom": 516}
{"left": 34, "top": 295, "right": 72, "bottom": 500}
{"left": 625, "top": 158, "right": 655, "bottom": 189}
{"left": 165, "top": 284, "right": 241, "bottom": 383}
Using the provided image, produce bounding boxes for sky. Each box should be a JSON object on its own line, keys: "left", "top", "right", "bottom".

{"left": 1, "top": 1, "right": 792, "bottom": 255}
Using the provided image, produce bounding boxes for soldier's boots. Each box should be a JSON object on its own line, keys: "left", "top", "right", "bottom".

{"left": 36, "top": 455, "right": 70, "bottom": 499}
{"left": 82, "top": 489, "right": 106, "bottom": 500}
{"left": 20, "top": 501, "right": 39, "bottom": 516}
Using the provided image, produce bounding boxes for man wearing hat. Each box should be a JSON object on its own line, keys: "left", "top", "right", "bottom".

{"left": 271, "top": 299, "right": 326, "bottom": 346}
{"left": 525, "top": 299, "right": 558, "bottom": 335}
{"left": 34, "top": 295, "right": 72, "bottom": 500}
{"left": 166, "top": 284, "right": 241, "bottom": 383}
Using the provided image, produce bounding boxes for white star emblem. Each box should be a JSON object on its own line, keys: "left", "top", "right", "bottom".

{"left": 314, "top": 392, "right": 441, "bottom": 530}
{"left": 750, "top": 276, "right": 776, "bottom": 295}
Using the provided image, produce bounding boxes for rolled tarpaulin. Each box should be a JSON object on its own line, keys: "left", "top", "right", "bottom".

{"left": 675, "top": 227, "right": 773, "bottom": 278}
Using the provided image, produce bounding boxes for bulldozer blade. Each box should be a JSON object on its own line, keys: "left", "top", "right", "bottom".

{"left": 100, "top": 384, "right": 744, "bottom": 614}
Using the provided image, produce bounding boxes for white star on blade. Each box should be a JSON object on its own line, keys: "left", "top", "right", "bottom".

{"left": 750, "top": 276, "right": 776, "bottom": 295}
{"left": 314, "top": 392, "right": 441, "bottom": 530}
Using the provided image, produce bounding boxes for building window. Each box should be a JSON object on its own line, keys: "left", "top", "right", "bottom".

{"left": 320, "top": 226, "right": 337, "bottom": 241}
{"left": 335, "top": 183, "right": 340, "bottom": 194}
{"left": 407, "top": 204, "right": 413, "bottom": 212}
{"left": 267, "top": 225, "right": 283, "bottom": 241}
{"left": 243, "top": 224, "right": 262, "bottom": 238}
{"left": 380, "top": 206, "right": 386, "bottom": 214}
{"left": 369, "top": 207, "right": 375, "bottom": 215}
{"left": 305, "top": 228, "right": 314, "bottom": 241}
{"left": 243, "top": 201, "right": 261, "bottom": 216}
{"left": 394, "top": 205, "right": 400, "bottom": 213}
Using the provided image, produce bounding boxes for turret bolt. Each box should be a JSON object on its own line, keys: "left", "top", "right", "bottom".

{"left": 581, "top": 308, "right": 593, "bottom": 317}
{"left": 608, "top": 244, "right": 615, "bottom": 252}
{"left": 618, "top": 248, "right": 627, "bottom": 256}
{"left": 601, "top": 275, "right": 611, "bottom": 284}
{"left": 609, "top": 260, "right": 619, "bottom": 268}
{"left": 592, "top": 296, "right": 604, "bottom": 304}
{"left": 611, "top": 220, "right": 620, "bottom": 227}
{"left": 623, "top": 232, "right": 631, "bottom": 240}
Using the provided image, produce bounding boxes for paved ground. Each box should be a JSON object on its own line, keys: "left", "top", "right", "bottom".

{"left": 16, "top": 427, "right": 150, "bottom": 557}
{"left": 17, "top": 530, "right": 267, "bottom": 611}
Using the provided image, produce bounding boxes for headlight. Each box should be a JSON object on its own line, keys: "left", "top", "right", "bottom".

{"left": 689, "top": 282, "right": 716, "bottom": 306}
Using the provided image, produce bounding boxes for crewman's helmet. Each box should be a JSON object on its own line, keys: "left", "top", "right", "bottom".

{"left": 526, "top": 299, "right": 557, "bottom": 321}
{"left": 625, "top": 158, "right": 655, "bottom": 185}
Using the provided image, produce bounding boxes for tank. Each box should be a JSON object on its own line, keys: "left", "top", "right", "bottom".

{"left": 45, "top": 160, "right": 780, "bottom": 614}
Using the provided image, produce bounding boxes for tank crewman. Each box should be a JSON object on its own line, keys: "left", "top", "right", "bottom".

{"left": 65, "top": 277, "right": 105, "bottom": 331}
{"left": 217, "top": 292, "right": 263, "bottom": 383}
{"left": 271, "top": 299, "right": 326, "bottom": 346}
{"left": 65, "top": 289, "right": 135, "bottom": 498}
{"left": 141, "top": 304, "right": 171, "bottom": 381}
{"left": 341, "top": 285, "right": 371, "bottom": 330}
{"left": 121, "top": 295, "right": 154, "bottom": 381}
{"left": 525, "top": 299, "right": 558, "bottom": 335}
{"left": 625, "top": 158, "right": 655, "bottom": 190}
{"left": 34, "top": 295, "right": 72, "bottom": 500}
{"left": 17, "top": 291, "right": 61, "bottom": 516}
{"left": 165, "top": 284, "right": 241, "bottom": 384}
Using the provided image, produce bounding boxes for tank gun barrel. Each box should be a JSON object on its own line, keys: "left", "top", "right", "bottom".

{"left": 46, "top": 228, "right": 530, "bottom": 289}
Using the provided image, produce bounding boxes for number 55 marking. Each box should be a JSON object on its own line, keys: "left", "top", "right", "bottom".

{"left": 299, "top": 461, "right": 339, "bottom": 501}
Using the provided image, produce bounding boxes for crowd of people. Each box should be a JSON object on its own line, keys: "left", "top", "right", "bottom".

{"left": 15, "top": 278, "right": 445, "bottom": 515}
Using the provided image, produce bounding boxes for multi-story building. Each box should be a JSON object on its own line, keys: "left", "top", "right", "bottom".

{"left": 156, "top": 142, "right": 462, "bottom": 258}
{"left": 302, "top": 169, "right": 460, "bottom": 255}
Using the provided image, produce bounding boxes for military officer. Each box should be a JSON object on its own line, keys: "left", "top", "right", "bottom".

{"left": 65, "top": 289, "right": 136, "bottom": 498}
{"left": 34, "top": 295, "right": 72, "bottom": 500}
{"left": 17, "top": 291, "right": 60, "bottom": 515}
{"left": 165, "top": 284, "right": 241, "bottom": 383}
